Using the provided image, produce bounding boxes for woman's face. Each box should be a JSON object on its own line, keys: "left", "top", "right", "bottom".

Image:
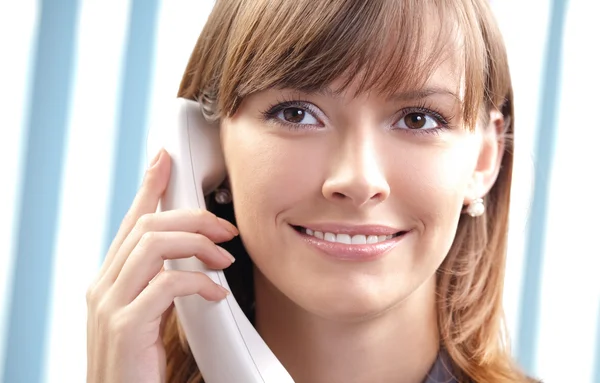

{"left": 220, "top": 62, "right": 501, "bottom": 321}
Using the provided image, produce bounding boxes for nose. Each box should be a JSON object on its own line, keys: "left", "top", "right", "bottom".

{"left": 321, "top": 135, "right": 390, "bottom": 208}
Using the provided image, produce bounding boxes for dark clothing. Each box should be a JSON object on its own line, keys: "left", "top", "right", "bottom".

{"left": 422, "top": 351, "right": 458, "bottom": 383}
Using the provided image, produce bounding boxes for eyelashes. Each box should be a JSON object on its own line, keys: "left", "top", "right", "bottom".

{"left": 260, "top": 98, "right": 455, "bottom": 136}
{"left": 261, "top": 100, "right": 325, "bottom": 130}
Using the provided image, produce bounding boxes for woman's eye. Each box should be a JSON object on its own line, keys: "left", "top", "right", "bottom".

{"left": 277, "top": 107, "right": 319, "bottom": 125}
{"left": 395, "top": 112, "right": 440, "bottom": 130}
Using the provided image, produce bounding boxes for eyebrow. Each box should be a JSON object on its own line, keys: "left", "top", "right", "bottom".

{"left": 315, "top": 86, "right": 462, "bottom": 102}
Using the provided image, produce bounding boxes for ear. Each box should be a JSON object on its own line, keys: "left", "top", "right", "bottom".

{"left": 464, "top": 109, "right": 505, "bottom": 204}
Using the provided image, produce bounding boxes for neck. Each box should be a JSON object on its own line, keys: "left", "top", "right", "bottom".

{"left": 253, "top": 271, "right": 440, "bottom": 383}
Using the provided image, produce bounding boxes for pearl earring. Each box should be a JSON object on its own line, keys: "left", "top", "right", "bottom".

{"left": 214, "top": 188, "right": 232, "bottom": 204}
{"left": 466, "top": 198, "right": 485, "bottom": 217}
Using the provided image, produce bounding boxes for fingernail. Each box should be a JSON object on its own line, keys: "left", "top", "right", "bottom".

{"left": 217, "top": 217, "right": 239, "bottom": 236}
{"left": 149, "top": 149, "right": 163, "bottom": 168}
{"left": 218, "top": 285, "right": 230, "bottom": 296}
{"left": 217, "top": 246, "right": 236, "bottom": 263}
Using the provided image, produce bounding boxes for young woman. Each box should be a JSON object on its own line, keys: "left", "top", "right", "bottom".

{"left": 86, "top": 0, "right": 539, "bottom": 382}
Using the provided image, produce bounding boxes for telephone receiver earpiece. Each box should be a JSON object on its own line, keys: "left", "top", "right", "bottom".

{"left": 146, "top": 98, "right": 294, "bottom": 383}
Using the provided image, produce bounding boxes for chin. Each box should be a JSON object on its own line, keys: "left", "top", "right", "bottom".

{"left": 250, "top": 230, "right": 433, "bottom": 323}
{"left": 297, "top": 281, "right": 410, "bottom": 323}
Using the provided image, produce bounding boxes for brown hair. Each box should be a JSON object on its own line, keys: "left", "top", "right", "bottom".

{"left": 163, "top": 0, "right": 538, "bottom": 381}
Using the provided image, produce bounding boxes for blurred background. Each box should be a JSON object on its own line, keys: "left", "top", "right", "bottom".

{"left": 0, "top": 0, "right": 598, "bottom": 382}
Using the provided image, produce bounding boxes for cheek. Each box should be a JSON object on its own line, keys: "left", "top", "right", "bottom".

{"left": 382, "top": 140, "right": 480, "bottom": 295}
{"left": 223, "top": 132, "right": 316, "bottom": 211}
{"left": 220, "top": 120, "right": 325, "bottom": 246}
{"left": 221, "top": 121, "right": 333, "bottom": 289}
{"left": 391, "top": 139, "right": 479, "bottom": 232}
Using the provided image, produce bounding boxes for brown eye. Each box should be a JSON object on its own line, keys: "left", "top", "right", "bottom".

{"left": 275, "top": 106, "right": 319, "bottom": 125}
{"left": 283, "top": 108, "right": 306, "bottom": 123}
{"left": 404, "top": 113, "right": 427, "bottom": 129}
{"left": 395, "top": 111, "right": 440, "bottom": 131}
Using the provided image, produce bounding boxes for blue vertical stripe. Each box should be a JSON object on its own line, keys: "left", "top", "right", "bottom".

{"left": 2, "top": 1, "right": 80, "bottom": 383}
{"left": 516, "top": 0, "right": 568, "bottom": 373}
{"left": 104, "top": 0, "right": 160, "bottom": 254}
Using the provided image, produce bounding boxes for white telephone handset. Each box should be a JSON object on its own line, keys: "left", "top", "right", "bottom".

{"left": 146, "top": 98, "right": 294, "bottom": 383}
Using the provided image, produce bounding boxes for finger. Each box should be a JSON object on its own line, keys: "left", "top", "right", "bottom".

{"left": 101, "top": 209, "right": 237, "bottom": 285}
{"left": 113, "top": 231, "right": 235, "bottom": 303}
{"left": 99, "top": 149, "right": 171, "bottom": 276}
{"left": 126, "top": 270, "right": 229, "bottom": 322}
{"left": 157, "top": 266, "right": 174, "bottom": 338}
{"left": 159, "top": 301, "right": 175, "bottom": 338}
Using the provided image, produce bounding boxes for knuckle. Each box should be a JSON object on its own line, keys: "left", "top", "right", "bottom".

{"left": 195, "top": 234, "right": 212, "bottom": 249}
{"left": 184, "top": 209, "right": 198, "bottom": 221}
{"left": 86, "top": 280, "right": 106, "bottom": 308}
{"left": 138, "top": 231, "right": 160, "bottom": 249}
{"left": 86, "top": 285, "right": 97, "bottom": 306}
{"left": 155, "top": 270, "right": 178, "bottom": 291}
{"left": 192, "top": 208, "right": 212, "bottom": 221}
{"left": 95, "top": 298, "right": 113, "bottom": 323}
{"left": 107, "top": 311, "right": 131, "bottom": 337}
{"left": 136, "top": 213, "right": 155, "bottom": 232}
{"left": 95, "top": 300, "right": 130, "bottom": 337}
{"left": 197, "top": 208, "right": 211, "bottom": 217}
{"left": 144, "top": 164, "right": 161, "bottom": 182}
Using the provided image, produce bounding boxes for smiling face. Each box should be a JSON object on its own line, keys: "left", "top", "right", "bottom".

{"left": 178, "top": 0, "right": 508, "bottom": 324}
{"left": 168, "top": 1, "right": 517, "bottom": 380}
{"left": 220, "top": 62, "right": 500, "bottom": 320}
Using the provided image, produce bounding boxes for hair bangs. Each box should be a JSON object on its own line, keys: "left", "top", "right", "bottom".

{"left": 214, "top": 0, "right": 486, "bottom": 128}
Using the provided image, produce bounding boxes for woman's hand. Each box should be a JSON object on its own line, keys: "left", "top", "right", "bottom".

{"left": 86, "top": 150, "right": 237, "bottom": 383}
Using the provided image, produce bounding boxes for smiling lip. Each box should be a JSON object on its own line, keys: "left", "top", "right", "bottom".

{"left": 292, "top": 223, "right": 408, "bottom": 262}
{"left": 296, "top": 223, "right": 401, "bottom": 236}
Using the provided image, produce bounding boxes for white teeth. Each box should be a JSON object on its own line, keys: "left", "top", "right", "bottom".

{"left": 303, "top": 228, "right": 396, "bottom": 244}
{"left": 337, "top": 234, "right": 351, "bottom": 244}
{"left": 351, "top": 235, "right": 367, "bottom": 244}
{"left": 324, "top": 232, "right": 336, "bottom": 242}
